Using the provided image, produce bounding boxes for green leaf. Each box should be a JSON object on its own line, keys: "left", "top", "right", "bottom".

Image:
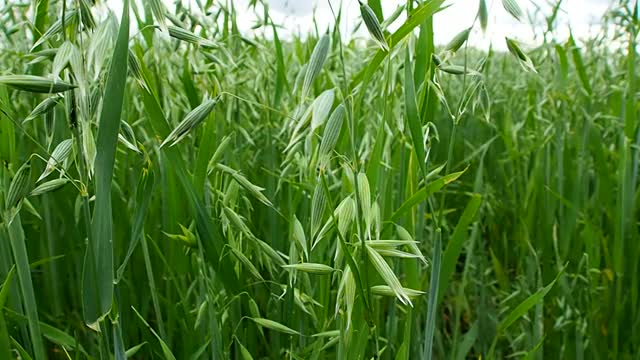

{"left": 271, "top": 18, "right": 288, "bottom": 107}
{"left": 567, "top": 33, "right": 592, "bottom": 95}
{"left": 82, "top": 0, "right": 130, "bottom": 326}
{"left": 389, "top": 168, "right": 467, "bottom": 224}
{"left": 437, "top": 194, "right": 481, "bottom": 304}
{"left": 498, "top": 266, "right": 566, "bottom": 332}
{"left": 404, "top": 48, "right": 427, "bottom": 179}
{"left": 116, "top": 168, "right": 155, "bottom": 282}
{"left": 0, "top": 266, "right": 14, "bottom": 308}
{"left": 132, "top": 306, "right": 177, "bottom": 360}
{"left": 0, "top": 312, "right": 10, "bottom": 360}
{"left": 134, "top": 50, "right": 242, "bottom": 296}
{"left": 423, "top": 229, "right": 442, "bottom": 360}
{"left": 125, "top": 342, "right": 147, "bottom": 358}
{"left": 7, "top": 215, "right": 46, "bottom": 360}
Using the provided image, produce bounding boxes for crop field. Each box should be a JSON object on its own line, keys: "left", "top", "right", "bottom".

{"left": 0, "top": 0, "right": 638, "bottom": 358}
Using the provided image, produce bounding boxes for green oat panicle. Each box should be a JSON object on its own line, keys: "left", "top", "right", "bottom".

{"left": 478, "top": 0, "right": 488, "bottom": 32}
{"left": 118, "top": 121, "right": 141, "bottom": 154}
{"left": 366, "top": 244, "right": 412, "bottom": 306}
{"left": 250, "top": 318, "right": 300, "bottom": 336}
{"left": 292, "top": 215, "right": 308, "bottom": 260}
{"left": 438, "top": 64, "right": 482, "bottom": 76}
{"left": 23, "top": 94, "right": 63, "bottom": 123}
{"left": 160, "top": 95, "right": 221, "bottom": 148}
{"left": 1, "top": 0, "right": 636, "bottom": 357}
{"left": 310, "top": 181, "right": 327, "bottom": 239}
{"left": 216, "top": 164, "right": 273, "bottom": 207}
{"left": 127, "top": 51, "right": 150, "bottom": 92}
{"left": 149, "top": 0, "right": 169, "bottom": 32}
{"left": 318, "top": 103, "right": 345, "bottom": 165}
{"left": 502, "top": 0, "right": 523, "bottom": 21}
{"left": 6, "top": 162, "right": 33, "bottom": 210}
{"left": 52, "top": 41, "right": 75, "bottom": 79}
{"left": 30, "top": 178, "right": 69, "bottom": 197}
{"left": 337, "top": 196, "right": 356, "bottom": 238}
{"left": 167, "top": 25, "right": 216, "bottom": 48}
{"left": 30, "top": 10, "right": 78, "bottom": 51}
{"left": 359, "top": 1, "right": 389, "bottom": 51}
{"left": 445, "top": 27, "right": 472, "bottom": 53}
{"left": 38, "top": 139, "right": 74, "bottom": 182}
{"left": 301, "top": 31, "right": 330, "bottom": 100}
{"left": 282, "top": 263, "right": 334, "bottom": 275}
{"left": 357, "top": 172, "right": 372, "bottom": 233}
{"left": 311, "top": 88, "right": 335, "bottom": 131}
{"left": 371, "top": 285, "right": 425, "bottom": 298}
{"left": 0, "top": 75, "right": 77, "bottom": 93}
{"left": 505, "top": 37, "right": 537, "bottom": 73}
{"left": 208, "top": 134, "right": 234, "bottom": 170}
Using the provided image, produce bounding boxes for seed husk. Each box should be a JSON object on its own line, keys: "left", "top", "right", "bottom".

{"left": 505, "top": 37, "right": 537, "bottom": 73}
{"left": 282, "top": 263, "right": 334, "bottom": 275}
{"left": 251, "top": 318, "right": 300, "bottom": 336}
{"left": 357, "top": 172, "right": 371, "bottom": 233}
{"left": 31, "top": 10, "right": 77, "bottom": 50}
{"left": 23, "top": 94, "right": 63, "bottom": 123}
{"left": 478, "top": 0, "right": 488, "bottom": 31}
{"left": 216, "top": 164, "right": 272, "bottom": 207}
{"left": 319, "top": 104, "right": 345, "bottom": 159}
{"left": 311, "top": 89, "right": 335, "bottom": 131}
{"left": 38, "top": 139, "right": 73, "bottom": 182}
{"left": 168, "top": 25, "right": 216, "bottom": 48}
{"left": 0, "top": 75, "right": 77, "bottom": 93}
{"left": 502, "top": 0, "right": 523, "bottom": 21}
{"left": 438, "top": 64, "right": 482, "bottom": 76}
{"left": 371, "top": 285, "right": 425, "bottom": 298}
{"left": 30, "top": 178, "right": 69, "bottom": 196}
{"left": 301, "top": 32, "right": 330, "bottom": 100}
{"left": 292, "top": 215, "right": 308, "bottom": 260}
{"left": 445, "top": 27, "right": 471, "bottom": 53}
{"left": 359, "top": 1, "right": 389, "bottom": 52}
{"left": 160, "top": 95, "right": 220, "bottom": 148}
{"left": 6, "top": 162, "right": 32, "bottom": 210}
{"left": 366, "top": 244, "right": 412, "bottom": 306}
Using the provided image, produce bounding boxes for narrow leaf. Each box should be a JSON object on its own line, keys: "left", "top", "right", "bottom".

{"left": 82, "top": 0, "right": 130, "bottom": 325}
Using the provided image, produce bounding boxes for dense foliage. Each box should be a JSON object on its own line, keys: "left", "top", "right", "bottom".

{"left": 0, "top": 0, "right": 638, "bottom": 358}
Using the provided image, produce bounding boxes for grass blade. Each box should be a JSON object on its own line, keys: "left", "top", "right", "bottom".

{"left": 251, "top": 317, "right": 300, "bottom": 336}
{"left": 302, "top": 32, "right": 330, "bottom": 100}
{"left": 437, "top": 194, "right": 481, "bottom": 304}
{"left": 82, "top": 0, "right": 129, "bottom": 325}
{"left": 132, "top": 306, "right": 176, "bottom": 360}
{"left": 389, "top": 168, "right": 467, "bottom": 224}
{"left": 498, "top": 267, "right": 566, "bottom": 332}
{"left": 423, "top": 229, "right": 441, "bottom": 360}
{"left": 7, "top": 214, "right": 46, "bottom": 360}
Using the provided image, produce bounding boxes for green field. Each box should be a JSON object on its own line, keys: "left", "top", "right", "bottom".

{"left": 0, "top": 0, "right": 639, "bottom": 358}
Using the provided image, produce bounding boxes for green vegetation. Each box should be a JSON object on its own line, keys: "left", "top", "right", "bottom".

{"left": 0, "top": 0, "right": 638, "bottom": 358}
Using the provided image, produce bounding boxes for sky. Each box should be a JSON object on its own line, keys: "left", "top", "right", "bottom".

{"left": 105, "top": 0, "right": 615, "bottom": 49}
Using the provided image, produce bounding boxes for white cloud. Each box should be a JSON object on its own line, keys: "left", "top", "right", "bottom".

{"left": 237, "top": 0, "right": 615, "bottom": 49}
{"left": 105, "top": 0, "right": 615, "bottom": 49}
